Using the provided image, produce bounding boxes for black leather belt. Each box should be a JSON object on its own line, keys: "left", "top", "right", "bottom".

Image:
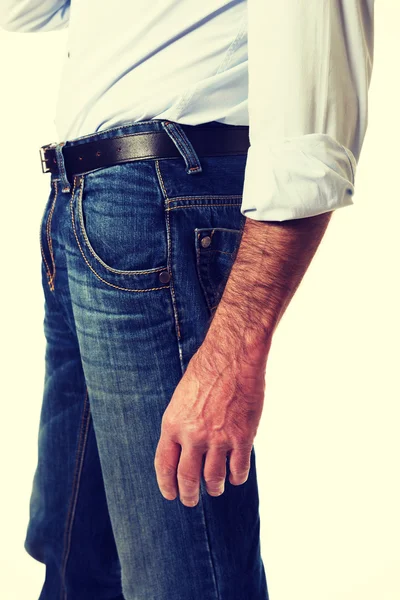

{"left": 40, "top": 123, "right": 250, "bottom": 184}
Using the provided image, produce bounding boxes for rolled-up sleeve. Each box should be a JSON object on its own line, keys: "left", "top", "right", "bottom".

{"left": 0, "top": 0, "right": 70, "bottom": 32}
{"left": 241, "top": 0, "right": 375, "bottom": 222}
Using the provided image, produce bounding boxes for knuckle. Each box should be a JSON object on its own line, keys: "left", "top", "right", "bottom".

{"left": 157, "top": 464, "right": 177, "bottom": 478}
{"left": 161, "top": 413, "right": 178, "bottom": 430}
{"left": 233, "top": 452, "right": 250, "bottom": 466}
{"left": 233, "top": 434, "right": 253, "bottom": 448}
{"left": 185, "top": 430, "right": 207, "bottom": 446}
{"left": 231, "top": 461, "right": 250, "bottom": 476}
{"left": 178, "top": 473, "right": 199, "bottom": 488}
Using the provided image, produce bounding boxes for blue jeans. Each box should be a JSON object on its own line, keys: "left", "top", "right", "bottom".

{"left": 25, "top": 118, "right": 269, "bottom": 600}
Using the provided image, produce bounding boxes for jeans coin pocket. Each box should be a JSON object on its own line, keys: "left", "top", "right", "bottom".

{"left": 195, "top": 227, "right": 242, "bottom": 314}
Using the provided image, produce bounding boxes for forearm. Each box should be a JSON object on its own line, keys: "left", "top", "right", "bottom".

{"left": 203, "top": 211, "right": 333, "bottom": 364}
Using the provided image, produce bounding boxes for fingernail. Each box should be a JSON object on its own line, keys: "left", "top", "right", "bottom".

{"left": 183, "top": 497, "right": 199, "bottom": 507}
{"left": 209, "top": 487, "right": 224, "bottom": 496}
{"left": 162, "top": 491, "right": 177, "bottom": 501}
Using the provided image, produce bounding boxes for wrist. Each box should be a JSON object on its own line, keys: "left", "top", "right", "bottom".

{"left": 204, "top": 302, "right": 273, "bottom": 367}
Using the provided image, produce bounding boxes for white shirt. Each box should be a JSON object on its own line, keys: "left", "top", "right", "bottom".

{"left": 0, "top": 0, "right": 375, "bottom": 222}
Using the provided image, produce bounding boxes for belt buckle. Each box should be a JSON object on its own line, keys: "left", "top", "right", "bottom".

{"left": 40, "top": 142, "right": 58, "bottom": 174}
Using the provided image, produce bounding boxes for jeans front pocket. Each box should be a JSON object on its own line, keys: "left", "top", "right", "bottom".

{"left": 195, "top": 227, "right": 242, "bottom": 314}
{"left": 70, "top": 164, "right": 171, "bottom": 292}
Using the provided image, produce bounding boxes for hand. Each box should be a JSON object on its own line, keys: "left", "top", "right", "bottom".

{"left": 154, "top": 340, "right": 268, "bottom": 507}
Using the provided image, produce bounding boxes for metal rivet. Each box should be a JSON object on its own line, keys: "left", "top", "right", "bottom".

{"left": 78, "top": 156, "right": 83, "bottom": 160}
{"left": 96, "top": 151, "right": 101, "bottom": 157}
{"left": 201, "top": 235, "right": 212, "bottom": 248}
{"left": 159, "top": 270, "right": 171, "bottom": 283}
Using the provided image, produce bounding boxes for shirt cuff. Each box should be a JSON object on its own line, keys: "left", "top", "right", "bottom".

{"left": 240, "top": 133, "right": 357, "bottom": 222}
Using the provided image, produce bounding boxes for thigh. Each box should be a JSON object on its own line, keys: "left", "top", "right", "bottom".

{"left": 66, "top": 156, "right": 269, "bottom": 600}
{"left": 25, "top": 253, "right": 122, "bottom": 599}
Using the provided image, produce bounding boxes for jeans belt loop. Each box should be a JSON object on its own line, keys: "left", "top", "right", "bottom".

{"left": 160, "top": 120, "right": 203, "bottom": 175}
{"left": 54, "top": 142, "right": 71, "bottom": 193}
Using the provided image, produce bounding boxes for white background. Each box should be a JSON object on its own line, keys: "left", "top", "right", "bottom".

{"left": 0, "top": 1, "right": 399, "bottom": 598}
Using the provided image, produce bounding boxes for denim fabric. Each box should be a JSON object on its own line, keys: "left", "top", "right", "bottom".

{"left": 25, "top": 118, "right": 269, "bottom": 600}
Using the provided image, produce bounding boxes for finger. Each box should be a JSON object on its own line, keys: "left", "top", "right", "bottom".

{"left": 203, "top": 447, "right": 228, "bottom": 497}
{"left": 228, "top": 444, "right": 252, "bottom": 485}
{"left": 177, "top": 445, "right": 204, "bottom": 507}
{"left": 154, "top": 437, "right": 181, "bottom": 500}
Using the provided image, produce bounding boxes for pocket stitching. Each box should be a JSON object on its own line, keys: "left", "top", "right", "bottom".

{"left": 39, "top": 189, "right": 53, "bottom": 282}
{"left": 167, "top": 202, "right": 242, "bottom": 212}
{"left": 40, "top": 179, "right": 59, "bottom": 291}
{"left": 195, "top": 227, "right": 240, "bottom": 314}
{"left": 45, "top": 178, "right": 59, "bottom": 291}
{"left": 195, "top": 232, "right": 213, "bottom": 313}
{"left": 70, "top": 193, "right": 170, "bottom": 293}
{"left": 76, "top": 174, "right": 167, "bottom": 276}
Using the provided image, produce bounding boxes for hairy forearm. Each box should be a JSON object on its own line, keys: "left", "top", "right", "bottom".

{"left": 203, "top": 211, "right": 333, "bottom": 365}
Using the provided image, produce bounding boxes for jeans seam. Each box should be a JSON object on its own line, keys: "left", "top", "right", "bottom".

{"left": 166, "top": 203, "right": 241, "bottom": 212}
{"left": 43, "top": 179, "right": 59, "bottom": 291}
{"left": 165, "top": 195, "right": 243, "bottom": 204}
{"left": 196, "top": 233, "right": 213, "bottom": 315}
{"left": 155, "top": 159, "right": 182, "bottom": 341}
{"left": 60, "top": 388, "right": 91, "bottom": 600}
{"left": 39, "top": 183, "right": 54, "bottom": 284}
{"left": 155, "top": 159, "right": 220, "bottom": 600}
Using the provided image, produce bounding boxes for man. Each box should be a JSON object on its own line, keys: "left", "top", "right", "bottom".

{"left": 1, "top": 1, "right": 374, "bottom": 599}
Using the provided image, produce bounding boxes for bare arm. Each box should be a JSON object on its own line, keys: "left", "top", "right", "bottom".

{"left": 152, "top": 0, "right": 374, "bottom": 508}
{"left": 203, "top": 212, "right": 333, "bottom": 367}
{"left": 154, "top": 212, "right": 333, "bottom": 507}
